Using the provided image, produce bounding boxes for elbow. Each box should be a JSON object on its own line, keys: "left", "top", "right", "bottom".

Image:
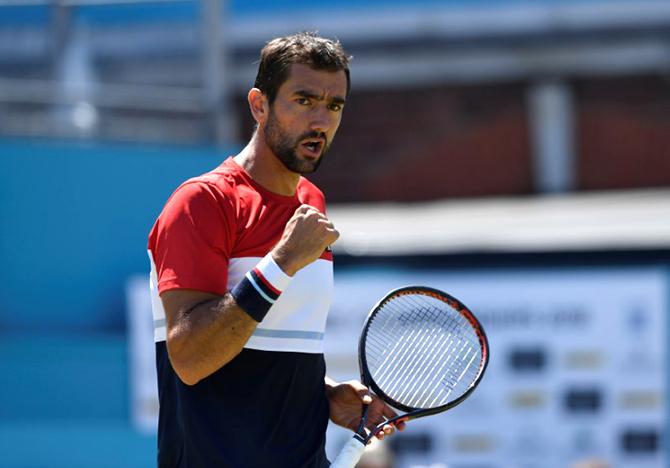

{"left": 168, "top": 349, "right": 202, "bottom": 386}
{"left": 171, "top": 355, "right": 234, "bottom": 386}
{"left": 171, "top": 355, "right": 208, "bottom": 386}
{"left": 165, "top": 335, "right": 204, "bottom": 386}
{"left": 165, "top": 333, "right": 239, "bottom": 386}
{"left": 176, "top": 370, "right": 202, "bottom": 387}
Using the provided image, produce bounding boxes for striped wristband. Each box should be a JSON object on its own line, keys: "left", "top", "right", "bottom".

{"left": 231, "top": 254, "right": 292, "bottom": 322}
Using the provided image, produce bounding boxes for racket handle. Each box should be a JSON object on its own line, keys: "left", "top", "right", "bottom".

{"left": 330, "top": 437, "right": 366, "bottom": 468}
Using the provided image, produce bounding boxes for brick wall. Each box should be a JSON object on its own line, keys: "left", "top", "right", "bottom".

{"left": 575, "top": 76, "right": 670, "bottom": 191}
{"left": 235, "top": 75, "right": 670, "bottom": 203}
{"left": 237, "top": 83, "right": 532, "bottom": 202}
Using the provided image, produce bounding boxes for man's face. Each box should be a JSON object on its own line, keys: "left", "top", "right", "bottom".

{"left": 263, "top": 63, "right": 348, "bottom": 174}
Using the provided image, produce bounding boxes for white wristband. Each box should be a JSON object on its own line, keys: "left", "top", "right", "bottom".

{"left": 255, "top": 253, "right": 292, "bottom": 291}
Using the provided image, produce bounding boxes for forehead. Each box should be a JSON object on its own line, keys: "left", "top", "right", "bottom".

{"left": 279, "top": 63, "right": 348, "bottom": 98}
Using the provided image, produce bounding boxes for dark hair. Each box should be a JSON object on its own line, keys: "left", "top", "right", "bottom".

{"left": 253, "top": 32, "right": 351, "bottom": 103}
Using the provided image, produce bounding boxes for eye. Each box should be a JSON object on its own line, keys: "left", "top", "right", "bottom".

{"left": 328, "top": 103, "right": 343, "bottom": 112}
{"left": 296, "top": 97, "right": 311, "bottom": 105}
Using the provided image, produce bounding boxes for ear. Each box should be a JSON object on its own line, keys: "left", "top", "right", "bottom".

{"left": 248, "top": 88, "right": 269, "bottom": 126}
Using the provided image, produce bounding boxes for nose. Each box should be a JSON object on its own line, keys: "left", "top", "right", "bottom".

{"left": 310, "top": 106, "right": 333, "bottom": 134}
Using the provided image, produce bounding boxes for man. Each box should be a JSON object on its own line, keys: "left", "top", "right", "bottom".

{"left": 148, "top": 32, "right": 403, "bottom": 468}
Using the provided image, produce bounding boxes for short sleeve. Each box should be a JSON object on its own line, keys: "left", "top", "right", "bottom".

{"left": 148, "top": 181, "right": 236, "bottom": 295}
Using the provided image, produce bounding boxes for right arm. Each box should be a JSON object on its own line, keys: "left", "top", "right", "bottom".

{"left": 161, "top": 204, "right": 338, "bottom": 386}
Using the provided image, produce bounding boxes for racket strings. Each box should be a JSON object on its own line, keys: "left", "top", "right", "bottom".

{"left": 364, "top": 293, "right": 483, "bottom": 409}
{"left": 386, "top": 302, "right": 471, "bottom": 407}
{"left": 378, "top": 300, "right": 455, "bottom": 404}
{"left": 371, "top": 316, "right": 443, "bottom": 403}
{"left": 367, "top": 302, "right": 441, "bottom": 384}
{"left": 369, "top": 308, "right": 476, "bottom": 408}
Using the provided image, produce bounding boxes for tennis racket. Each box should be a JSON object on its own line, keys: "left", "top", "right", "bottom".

{"left": 330, "top": 285, "right": 489, "bottom": 468}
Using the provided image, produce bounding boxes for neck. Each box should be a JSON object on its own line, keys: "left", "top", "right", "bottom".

{"left": 234, "top": 131, "right": 301, "bottom": 196}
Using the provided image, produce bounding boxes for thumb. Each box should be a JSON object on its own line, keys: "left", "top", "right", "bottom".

{"left": 349, "top": 380, "right": 372, "bottom": 404}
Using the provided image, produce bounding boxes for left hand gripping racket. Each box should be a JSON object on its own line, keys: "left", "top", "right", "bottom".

{"left": 330, "top": 286, "right": 489, "bottom": 468}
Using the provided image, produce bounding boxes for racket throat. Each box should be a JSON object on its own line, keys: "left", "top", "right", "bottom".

{"left": 355, "top": 404, "right": 371, "bottom": 440}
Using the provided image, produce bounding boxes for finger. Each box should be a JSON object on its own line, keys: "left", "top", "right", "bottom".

{"left": 369, "top": 422, "right": 392, "bottom": 433}
{"left": 317, "top": 218, "right": 335, "bottom": 228}
{"left": 301, "top": 204, "right": 322, "bottom": 214}
{"left": 295, "top": 204, "right": 312, "bottom": 214}
{"left": 372, "top": 423, "right": 399, "bottom": 441}
{"left": 320, "top": 225, "right": 339, "bottom": 241}
{"left": 294, "top": 205, "right": 322, "bottom": 220}
{"left": 348, "top": 380, "right": 372, "bottom": 404}
{"left": 323, "top": 227, "right": 340, "bottom": 245}
{"left": 374, "top": 425, "right": 394, "bottom": 440}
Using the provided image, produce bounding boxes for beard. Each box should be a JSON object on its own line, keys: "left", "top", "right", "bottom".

{"left": 264, "top": 108, "right": 329, "bottom": 174}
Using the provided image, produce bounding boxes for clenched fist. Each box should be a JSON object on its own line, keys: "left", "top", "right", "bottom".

{"left": 271, "top": 205, "right": 339, "bottom": 276}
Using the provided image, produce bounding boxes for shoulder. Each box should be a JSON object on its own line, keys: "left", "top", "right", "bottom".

{"left": 149, "top": 165, "right": 240, "bottom": 251}
{"left": 167, "top": 159, "right": 244, "bottom": 210}
{"left": 152, "top": 161, "right": 248, "bottom": 237}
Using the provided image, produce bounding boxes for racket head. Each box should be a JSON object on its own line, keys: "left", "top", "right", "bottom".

{"left": 359, "top": 285, "right": 489, "bottom": 415}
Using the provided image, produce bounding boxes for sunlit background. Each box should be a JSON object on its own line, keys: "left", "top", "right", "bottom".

{"left": 1, "top": 1, "right": 669, "bottom": 467}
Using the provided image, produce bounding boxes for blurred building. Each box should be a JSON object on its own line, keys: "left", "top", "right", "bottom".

{"left": 1, "top": 0, "right": 669, "bottom": 202}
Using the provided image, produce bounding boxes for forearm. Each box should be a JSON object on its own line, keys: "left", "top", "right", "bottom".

{"left": 162, "top": 205, "right": 339, "bottom": 385}
{"left": 167, "top": 293, "right": 258, "bottom": 385}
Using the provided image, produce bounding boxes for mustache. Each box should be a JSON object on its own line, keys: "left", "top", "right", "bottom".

{"left": 297, "top": 131, "right": 328, "bottom": 146}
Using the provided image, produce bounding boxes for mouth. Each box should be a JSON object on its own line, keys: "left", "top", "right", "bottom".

{"left": 300, "top": 138, "right": 325, "bottom": 158}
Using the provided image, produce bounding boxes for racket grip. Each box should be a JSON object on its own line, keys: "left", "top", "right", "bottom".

{"left": 330, "top": 437, "right": 366, "bottom": 468}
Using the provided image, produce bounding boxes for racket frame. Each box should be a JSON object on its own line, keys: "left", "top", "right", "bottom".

{"left": 357, "top": 285, "right": 490, "bottom": 438}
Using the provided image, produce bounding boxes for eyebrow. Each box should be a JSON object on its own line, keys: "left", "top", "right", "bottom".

{"left": 294, "top": 90, "right": 346, "bottom": 106}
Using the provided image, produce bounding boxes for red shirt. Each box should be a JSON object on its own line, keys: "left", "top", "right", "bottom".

{"left": 148, "top": 157, "right": 334, "bottom": 353}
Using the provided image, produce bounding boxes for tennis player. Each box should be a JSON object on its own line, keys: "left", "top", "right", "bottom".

{"left": 148, "top": 32, "right": 403, "bottom": 468}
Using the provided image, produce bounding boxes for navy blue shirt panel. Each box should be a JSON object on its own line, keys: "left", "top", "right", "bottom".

{"left": 156, "top": 342, "right": 331, "bottom": 468}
